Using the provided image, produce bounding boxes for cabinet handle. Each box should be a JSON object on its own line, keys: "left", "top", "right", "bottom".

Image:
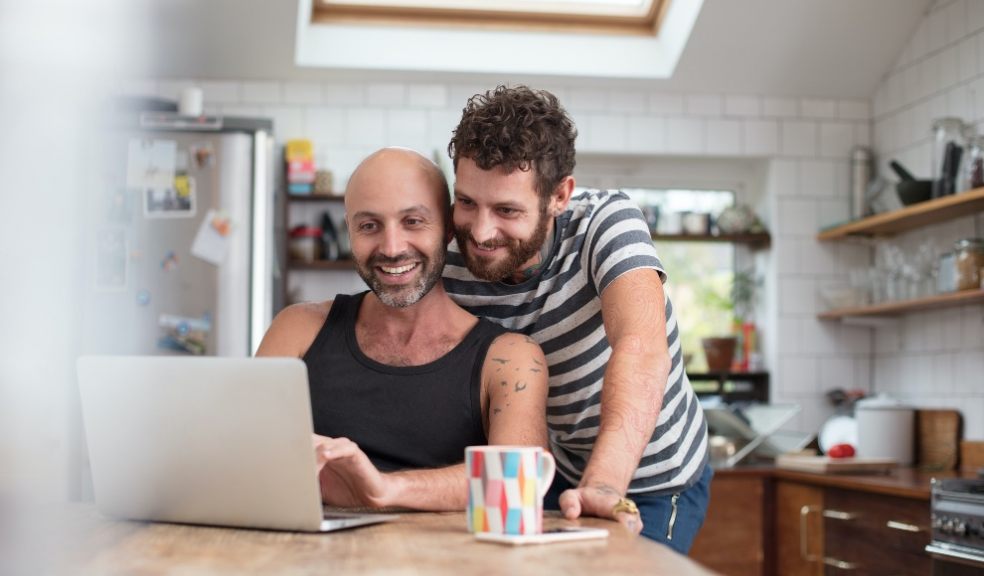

{"left": 800, "top": 505, "right": 822, "bottom": 562}
{"left": 885, "top": 520, "right": 922, "bottom": 533}
{"left": 822, "top": 509, "right": 857, "bottom": 521}
{"left": 823, "top": 557, "right": 859, "bottom": 570}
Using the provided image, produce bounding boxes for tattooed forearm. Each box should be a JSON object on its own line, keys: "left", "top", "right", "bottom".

{"left": 491, "top": 357, "right": 509, "bottom": 364}
{"left": 514, "top": 381, "right": 527, "bottom": 392}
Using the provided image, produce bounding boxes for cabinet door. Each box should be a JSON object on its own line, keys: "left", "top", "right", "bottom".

{"left": 775, "top": 481, "right": 824, "bottom": 576}
{"left": 691, "top": 474, "right": 767, "bottom": 576}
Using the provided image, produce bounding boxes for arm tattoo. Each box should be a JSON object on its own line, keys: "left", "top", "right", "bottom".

{"left": 491, "top": 357, "right": 509, "bottom": 365}
{"left": 514, "top": 381, "right": 527, "bottom": 392}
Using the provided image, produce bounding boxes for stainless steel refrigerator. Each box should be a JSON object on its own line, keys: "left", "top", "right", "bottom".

{"left": 82, "top": 112, "right": 276, "bottom": 358}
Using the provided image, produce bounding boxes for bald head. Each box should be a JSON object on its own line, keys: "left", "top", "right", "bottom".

{"left": 345, "top": 148, "right": 450, "bottom": 229}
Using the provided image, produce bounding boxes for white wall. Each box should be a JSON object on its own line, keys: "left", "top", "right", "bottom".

{"left": 120, "top": 76, "right": 879, "bottom": 435}
{"left": 871, "top": 0, "right": 984, "bottom": 438}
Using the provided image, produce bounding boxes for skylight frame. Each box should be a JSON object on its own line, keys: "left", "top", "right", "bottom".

{"left": 313, "top": 0, "right": 671, "bottom": 36}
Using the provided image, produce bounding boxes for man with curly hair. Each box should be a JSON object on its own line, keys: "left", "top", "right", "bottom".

{"left": 443, "top": 86, "right": 710, "bottom": 553}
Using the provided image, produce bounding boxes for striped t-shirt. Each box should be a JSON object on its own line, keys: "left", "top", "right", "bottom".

{"left": 443, "top": 190, "right": 707, "bottom": 495}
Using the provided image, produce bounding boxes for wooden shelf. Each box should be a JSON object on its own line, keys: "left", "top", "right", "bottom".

{"left": 288, "top": 259, "right": 355, "bottom": 271}
{"left": 651, "top": 232, "right": 771, "bottom": 249}
{"left": 287, "top": 194, "right": 344, "bottom": 203}
{"left": 818, "top": 289, "right": 984, "bottom": 319}
{"left": 689, "top": 371, "right": 770, "bottom": 403}
{"left": 817, "top": 187, "right": 984, "bottom": 241}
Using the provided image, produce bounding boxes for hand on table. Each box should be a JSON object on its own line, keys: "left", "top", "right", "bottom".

{"left": 312, "top": 434, "right": 391, "bottom": 509}
{"left": 558, "top": 484, "right": 643, "bottom": 535}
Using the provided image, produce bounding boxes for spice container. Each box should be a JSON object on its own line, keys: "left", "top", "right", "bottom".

{"left": 954, "top": 238, "right": 984, "bottom": 291}
{"left": 289, "top": 226, "right": 323, "bottom": 262}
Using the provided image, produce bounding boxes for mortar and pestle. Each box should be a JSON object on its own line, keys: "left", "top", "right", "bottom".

{"left": 890, "top": 160, "right": 932, "bottom": 206}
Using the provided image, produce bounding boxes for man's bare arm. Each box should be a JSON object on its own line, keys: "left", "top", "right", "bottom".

{"left": 314, "top": 435, "right": 467, "bottom": 511}
{"left": 559, "top": 268, "right": 669, "bottom": 532}
{"left": 482, "top": 332, "right": 550, "bottom": 448}
{"left": 254, "top": 302, "right": 330, "bottom": 358}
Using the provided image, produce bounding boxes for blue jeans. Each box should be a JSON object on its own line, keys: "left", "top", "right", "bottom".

{"left": 544, "top": 463, "right": 712, "bottom": 555}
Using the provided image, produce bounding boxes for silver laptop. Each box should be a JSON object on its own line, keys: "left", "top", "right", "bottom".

{"left": 77, "top": 355, "right": 397, "bottom": 532}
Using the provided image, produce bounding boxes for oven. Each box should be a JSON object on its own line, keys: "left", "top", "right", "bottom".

{"left": 927, "top": 478, "right": 984, "bottom": 575}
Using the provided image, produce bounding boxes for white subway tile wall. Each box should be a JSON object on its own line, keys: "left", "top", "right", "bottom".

{"left": 872, "top": 0, "right": 984, "bottom": 438}
{"left": 119, "top": 66, "right": 890, "bottom": 436}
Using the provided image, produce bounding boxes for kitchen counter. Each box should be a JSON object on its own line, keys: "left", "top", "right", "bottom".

{"left": 716, "top": 464, "right": 980, "bottom": 500}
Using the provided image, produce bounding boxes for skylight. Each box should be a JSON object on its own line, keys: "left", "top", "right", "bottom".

{"left": 313, "top": 0, "right": 668, "bottom": 36}
{"left": 295, "top": 0, "right": 704, "bottom": 79}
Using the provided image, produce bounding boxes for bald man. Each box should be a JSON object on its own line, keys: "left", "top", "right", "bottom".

{"left": 257, "top": 148, "right": 548, "bottom": 511}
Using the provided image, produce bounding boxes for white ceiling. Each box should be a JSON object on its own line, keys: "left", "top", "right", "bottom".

{"left": 144, "top": 0, "right": 932, "bottom": 98}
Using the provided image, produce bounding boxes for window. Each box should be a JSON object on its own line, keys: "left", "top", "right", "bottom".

{"left": 311, "top": 0, "right": 671, "bottom": 36}
{"left": 581, "top": 187, "right": 737, "bottom": 373}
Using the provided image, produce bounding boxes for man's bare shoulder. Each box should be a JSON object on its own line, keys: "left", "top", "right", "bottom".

{"left": 255, "top": 300, "right": 333, "bottom": 358}
{"left": 484, "top": 332, "right": 546, "bottom": 371}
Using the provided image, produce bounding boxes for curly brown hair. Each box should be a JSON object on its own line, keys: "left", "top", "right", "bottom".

{"left": 448, "top": 85, "right": 577, "bottom": 202}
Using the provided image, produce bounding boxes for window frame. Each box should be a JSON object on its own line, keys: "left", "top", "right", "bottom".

{"left": 311, "top": 0, "right": 672, "bottom": 36}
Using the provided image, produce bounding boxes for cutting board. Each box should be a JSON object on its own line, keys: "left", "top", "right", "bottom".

{"left": 916, "top": 409, "right": 962, "bottom": 471}
{"left": 775, "top": 454, "right": 898, "bottom": 474}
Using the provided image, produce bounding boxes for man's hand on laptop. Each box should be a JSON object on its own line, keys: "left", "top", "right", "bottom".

{"left": 312, "top": 434, "right": 391, "bottom": 509}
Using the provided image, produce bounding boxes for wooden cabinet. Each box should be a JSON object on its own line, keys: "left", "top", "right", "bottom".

{"left": 697, "top": 470, "right": 939, "bottom": 576}
{"left": 691, "top": 473, "right": 771, "bottom": 576}
{"left": 775, "top": 481, "right": 824, "bottom": 576}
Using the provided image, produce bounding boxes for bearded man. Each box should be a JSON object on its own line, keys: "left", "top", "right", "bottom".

{"left": 257, "top": 147, "right": 548, "bottom": 511}
{"left": 442, "top": 86, "right": 710, "bottom": 553}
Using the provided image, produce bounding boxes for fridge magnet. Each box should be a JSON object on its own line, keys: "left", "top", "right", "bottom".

{"left": 94, "top": 228, "right": 127, "bottom": 292}
{"left": 143, "top": 175, "right": 196, "bottom": 219}
{"left": 157, "top": 313, "right": 211, "bottom": 356}
{"left": 160, "top": 250, "right": 179, "bottom": 272}
{"left": 136, "top": 289, "right": 151, "bottom": 306}
{"left": 190, "top": 209, "right": 233, "bottom": 266}
{"left": 126, "top": 139, "right": 176, "bottom": 190}
{"left": 175, "top": 147, "right": 189, "bottom": 173}
{"left": 105, "top": 188, "right": 136, "bottom": 224}
{"left": 190, "top": 142, "right": 215, "bottom": 170}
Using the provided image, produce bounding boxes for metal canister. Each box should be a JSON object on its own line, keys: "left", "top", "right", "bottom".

{"left": 850, "top": 146, "right": 872, "bottom": 220}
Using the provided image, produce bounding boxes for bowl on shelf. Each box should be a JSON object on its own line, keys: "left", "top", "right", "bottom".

{"left": 895, "top": 180, "right": 932, "bottom": 206}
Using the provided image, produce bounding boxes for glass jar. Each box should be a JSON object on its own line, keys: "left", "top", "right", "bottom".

{"left": 931, "top": 117, "right": 967, "bottom": 198}
{"left": 288, "top": 225, "right": 323, "bottom": 262}
{"left": 954, "top": 238, "right": 984, "bottom": 291}
{"left": 961, "top": 135, "right": 984, "bottom": 192}
{"left": 937, "top": 251, "right": 956, "bottom": 294}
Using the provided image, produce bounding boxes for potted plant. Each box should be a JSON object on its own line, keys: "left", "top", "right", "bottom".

{"left": 700, "top": 270, "right": 761, "bottom": 372}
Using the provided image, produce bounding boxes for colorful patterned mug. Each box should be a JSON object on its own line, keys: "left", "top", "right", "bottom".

{"left": 465, "top": 445, "right": 556, "bottom": 535}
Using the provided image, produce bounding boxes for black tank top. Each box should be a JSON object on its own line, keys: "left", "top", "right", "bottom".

{"left": 302, "top": 292, "right": 507, "bottom": 472}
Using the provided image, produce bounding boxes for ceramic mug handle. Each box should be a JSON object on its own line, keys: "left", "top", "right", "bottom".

{"left": 537, "top": 451, "right": 556, "bottom": 500}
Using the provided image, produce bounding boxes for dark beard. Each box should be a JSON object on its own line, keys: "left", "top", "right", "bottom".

{"left": 453, "top": 207, "right": 551, "bottom": 282}
{"left": 354, "top": 248, "right": 445, "bottom": 308}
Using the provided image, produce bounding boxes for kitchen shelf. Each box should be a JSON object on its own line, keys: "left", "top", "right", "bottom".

{"left": 817, "top": 186, "right": 984, "bottom": 241}
{"left": 651, "top": 232, "right": 771, "bottom": 249}
{"left": 689, "top": 371, "right": 769, "bottom": 403}
{"left": 817, "top": 289, "right": 984, "bottom": 319}
{"left": 288, "top": 259, "right": 355, "bottom": 271}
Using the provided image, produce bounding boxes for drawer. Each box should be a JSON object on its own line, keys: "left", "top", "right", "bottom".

{"left": 818, "top": 489, "right": 931, "bottom": 575}
{"left": 823, "top": 532, "right": 931, "bottom": 575}
{"left": 823, "top": 488, "right": 930, "bottom": 553}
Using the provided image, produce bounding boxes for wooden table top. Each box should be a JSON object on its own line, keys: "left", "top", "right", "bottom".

{"left": 37, "top": 505, "right": 717, "bottom": 575}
